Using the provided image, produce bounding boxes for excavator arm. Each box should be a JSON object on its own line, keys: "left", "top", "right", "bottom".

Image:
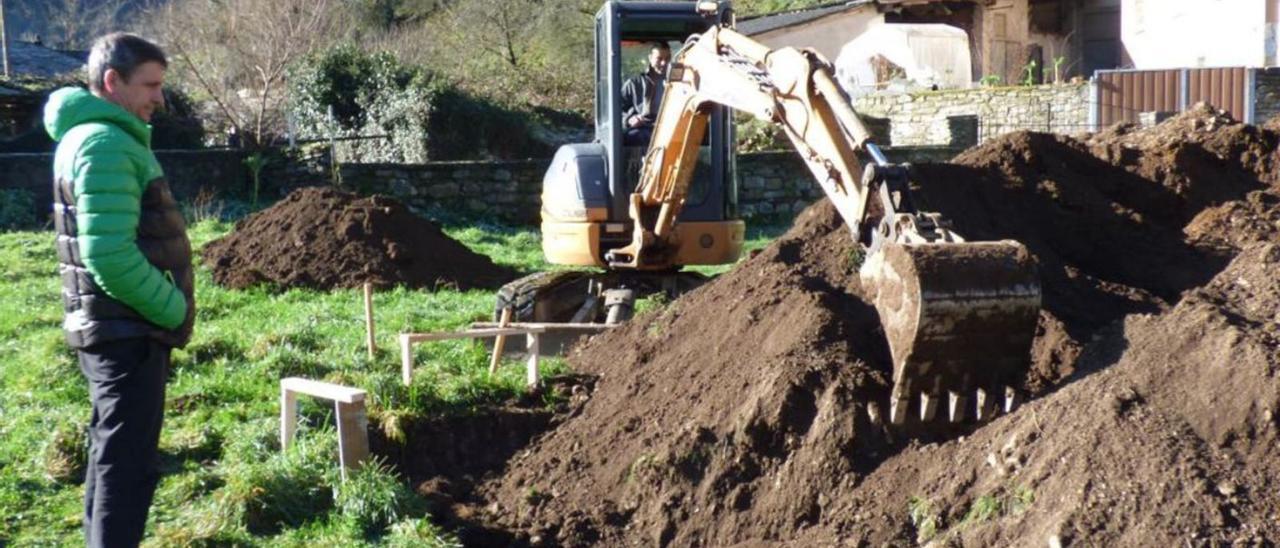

{"left": 610, "top": 26, "right": 1042, "bottom": 425}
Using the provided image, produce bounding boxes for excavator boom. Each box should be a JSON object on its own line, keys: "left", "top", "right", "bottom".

{"left": 613, "top": 26, "right": 1042, "bottom": 425}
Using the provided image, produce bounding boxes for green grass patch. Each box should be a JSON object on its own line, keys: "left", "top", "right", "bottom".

{"left": 0, "top": 214, "right": 787, "bottom": 545}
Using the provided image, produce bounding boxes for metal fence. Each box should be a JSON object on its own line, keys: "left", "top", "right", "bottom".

{"left": 1092, "top": 67, "right": 1252, "bottom": 126}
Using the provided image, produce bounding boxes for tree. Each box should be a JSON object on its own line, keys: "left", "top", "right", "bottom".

{"left": 151, "top": 0, "right": 350, "bottom": 147}
{"left": 399, "top": 0, "right": 594, "bottom": 111}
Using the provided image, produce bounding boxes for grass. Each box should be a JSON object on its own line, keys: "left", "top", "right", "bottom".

{"left": 0, "top": 211, "right": 786, "bottom": 546}
{"left": 907, "top": 483, "right": 1037, "bottom": 544}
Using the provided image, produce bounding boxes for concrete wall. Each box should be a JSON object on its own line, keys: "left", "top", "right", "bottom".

{"left": 753, "top": 8, "right": 883, "bottom": 63}
{"left": 852, "top": 82, "right": 1092, "bottom": 146}
{"left": 1123, "top": 0, "right": 1270, "bottom": 69}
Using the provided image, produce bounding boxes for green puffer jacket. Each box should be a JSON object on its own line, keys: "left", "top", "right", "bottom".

{"left": 44, "top": 87, "right": 195, "bottom": 349}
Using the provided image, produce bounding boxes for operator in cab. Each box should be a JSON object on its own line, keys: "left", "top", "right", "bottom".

{"left": 621, "top": 41, "right": 671, "bottom": 145}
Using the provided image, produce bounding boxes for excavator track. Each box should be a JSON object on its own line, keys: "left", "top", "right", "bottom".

{"left": 860, "top": 240, "right": 1041, "bottom": 425}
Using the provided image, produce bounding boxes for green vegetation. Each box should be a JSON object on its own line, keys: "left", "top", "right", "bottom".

{"left": 0, "top": 210, "right": 784, "bottom": 545}
{"left": 288, "top": 45, "right": 567, "bottom": 162}
{"left": 0, "top": 189, "right": 38, "bottom": 230}
{"left": 0, "top": 219, "right": 554, "bottom": 545}
{"left": 907, "top": 496, "right": 940, "bottom": 543}
{"left": 907, "top": 483, "right": 1037, "bottom": 544}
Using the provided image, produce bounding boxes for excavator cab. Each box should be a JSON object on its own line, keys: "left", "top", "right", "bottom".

{"left": 540, "top": 1, "right": 745, "bottom": 269}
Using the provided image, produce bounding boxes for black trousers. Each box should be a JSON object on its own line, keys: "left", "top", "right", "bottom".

{"left": 77, "top": 337, "right": 169, "bottom": 548}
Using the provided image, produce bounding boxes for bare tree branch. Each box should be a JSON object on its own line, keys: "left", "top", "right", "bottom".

{"left": 151, "top": 0, "right": 348, "bottom": 147}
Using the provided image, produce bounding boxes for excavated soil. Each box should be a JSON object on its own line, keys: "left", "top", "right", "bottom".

{"left": 410, "top": 107, "right": 1279, "bottom": 546}
{"left": 203, "top": 187, "right": 516, "bottom": 290}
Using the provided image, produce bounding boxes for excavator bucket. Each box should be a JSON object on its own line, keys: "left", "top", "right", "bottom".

{"left": 859, "top": 240, "right": 1041, "bottom": 425}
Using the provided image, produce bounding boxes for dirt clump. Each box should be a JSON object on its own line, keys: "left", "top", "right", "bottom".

{"left": 444, "top": 111, "right": 1279, "bottom": 546}
{"left": 203, "top": 187, "right": 516, "bottom": 291}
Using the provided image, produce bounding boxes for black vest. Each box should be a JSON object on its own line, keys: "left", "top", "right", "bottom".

{"left": 54, "top": 175, "right": 195, "bottom": 349}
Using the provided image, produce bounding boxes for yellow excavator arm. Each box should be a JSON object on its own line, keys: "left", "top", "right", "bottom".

{"left": 607, "top": 26, "right": 889, "bottom": 269}
{"left": 612, "top": 26, "right": 1042, "bottom": 426}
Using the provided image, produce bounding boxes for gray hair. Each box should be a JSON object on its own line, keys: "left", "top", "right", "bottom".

{"left": 87, "top": 33, "right": 168, "bottom": 92}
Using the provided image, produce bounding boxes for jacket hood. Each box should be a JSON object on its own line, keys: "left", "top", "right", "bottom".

{"left": 43, "top": 87, "right": 151, "bottom": 146}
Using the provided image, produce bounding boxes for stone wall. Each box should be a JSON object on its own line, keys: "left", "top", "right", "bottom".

{"left": 0, "top": 149, "right": 250, "bottom": 227}
{"left": 1254, "top": 68, "right": 1280, "bottom": 125}
{"left": 334, "top": 146, "right": 964, "bottom": 223}
{"left": 337, "top": 159, "right": 548, "bottom": 224}
{"left": 734, "top": 147, "right": 962, "bottom": 218}
{"left": 1, "top": 146, "right": 963, "bottom": 227}
{"left": 852, "top": 83, "right": 1092, "bottom": 146}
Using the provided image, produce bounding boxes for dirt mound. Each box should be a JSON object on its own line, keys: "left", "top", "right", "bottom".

{"left": 1264, "top": 114, "right": 1280, "bottom": 133}
{"left": 203, "top": 187, "right": 516, "bottom": 290}
{"left": 447, "top": 114, "right": 1278, "bottom": 546}
{"left": 1186, "top": 190, "right": 1280, "bottom": 251}
{"left": 835, "top": 243, "right": 1280, "bottom": 546}
{"left": 476, "top": 202, "right": 896, "bottom": 546}
{"left": 1085, "top": 104, "right": 1279, "bottom": 223}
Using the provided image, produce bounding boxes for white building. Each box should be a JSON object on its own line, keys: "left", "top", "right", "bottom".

{"left": 1122, "top": 0, "right": 1280, "bottom": 68}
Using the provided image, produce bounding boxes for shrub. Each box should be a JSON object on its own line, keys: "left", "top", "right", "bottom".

{"left": 152, "top": 88, "right": 206, "bottom": 150}
{"left": 0, "top": 189, "right": 38, "bottom": 230}
{"left": 288, "top": 45, "right": 558, "bottom": 161}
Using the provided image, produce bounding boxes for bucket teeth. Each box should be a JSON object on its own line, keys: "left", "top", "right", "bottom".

{"left": 975, "top": 388, "right": 993, "bottom": 421}
{"left": 867, "top": 401, "right": 883, "bottom": 425}
{"left": 949, "top": 391, "right": 968, "bottom": 422}
{"left": 890, "top": 396, "right": 909, "bottom": 425}
{"left": 920, "top": 393, "right": 939, "bottom": 422}
{"left": 1004, "top": 386, "right": 1019, "bottom": 414}
{"left": 889, "top": 378, "right": 912, "bottom": 425}
{"left": 860, "top": 240, "right": 1041, "bottom": 431}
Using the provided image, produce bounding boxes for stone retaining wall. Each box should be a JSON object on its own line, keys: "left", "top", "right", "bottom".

{"left": 0, "top": 149, "right": 250, "bottom": 227}
{"left": 1255, "top": 68, "right": 1280, "bottom": 125}
{"left": 852, "top": 83, "right": 1092, "bottom": 146}
{"left": 1, "top": 146, "right": 963, "bottom": 227}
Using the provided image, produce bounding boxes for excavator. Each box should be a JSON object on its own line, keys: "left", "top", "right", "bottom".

{"left": 496, "top": 1, "right": 1041, "bottom": 424}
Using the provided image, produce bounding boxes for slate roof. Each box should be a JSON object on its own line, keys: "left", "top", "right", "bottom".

{"left": 2, "top": 40, "right": 84, "bottom": 78}
{"left": 737, "top": 1, "right": 874, "bottom": 35}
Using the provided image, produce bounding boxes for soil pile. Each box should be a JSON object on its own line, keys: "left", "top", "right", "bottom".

{"left": 203, "top": 187, "right": 516, "bottom": 290}
{"left": 451, "top": 110, "right": 1279, "bottom": 545}
{"left": 832, "top": 242, "right": 1280, "bottom": 546}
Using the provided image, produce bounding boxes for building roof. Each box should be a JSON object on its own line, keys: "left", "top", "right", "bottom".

{"left": 737, "top": 1, "right": 874, "bottom": 35}
{"left": 2, "top": 40, "right": 85, "bottom": 79}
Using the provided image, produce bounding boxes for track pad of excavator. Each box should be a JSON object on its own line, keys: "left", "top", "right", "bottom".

{"left": 859, "top": 241, "right": 1040, "bottom": 425}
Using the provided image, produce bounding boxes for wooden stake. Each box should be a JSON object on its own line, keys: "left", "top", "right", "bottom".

{"left": 400, "top": 334, "right": 413, "bottom": 386}
{"left": 363, "top": 282, "right": 376, "bottom": 359}
{"left": 488, "top": 307, "right": 513, "bottom": 376}
{"left": 526, "top": 332, "right": 540, "bottom": 390}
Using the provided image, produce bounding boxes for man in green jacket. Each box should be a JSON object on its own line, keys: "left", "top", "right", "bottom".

{"left": 44, "top": 33, "right": 194, "bottom": 547}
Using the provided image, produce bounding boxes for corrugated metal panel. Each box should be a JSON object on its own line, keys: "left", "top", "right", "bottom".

{"left": 1095, "top": 67, "right": 1248, "bottom": 127}
{"left": 1185, "top": 67, "right": 1247, "bottom": 120}
{"left": 1096, "top": 69, "right": 1180, "bottom": 126}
